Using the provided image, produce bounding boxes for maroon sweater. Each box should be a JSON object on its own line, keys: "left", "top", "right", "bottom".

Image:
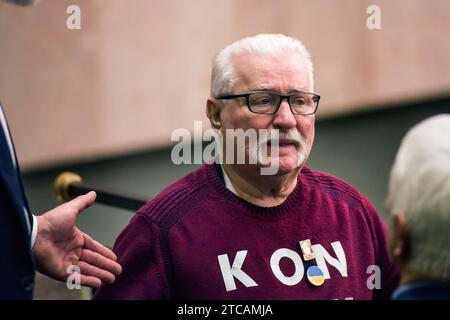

{"left": 94, "top": 164, "right": 399, "bottom": 300}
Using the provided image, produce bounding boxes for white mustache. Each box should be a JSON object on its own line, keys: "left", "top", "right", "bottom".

{"left": 259, "top": 129, "right": 305, "bottom": 147}
{"left": 245, "top": 129, "right": 308, "bottom": 169}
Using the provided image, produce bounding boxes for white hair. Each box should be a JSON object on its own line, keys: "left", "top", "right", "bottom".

{"left": 387, "top": 114, "right": 450, "bottom": 280}
{"left": 210, "top": 34, "right": 314, "bottom": 97}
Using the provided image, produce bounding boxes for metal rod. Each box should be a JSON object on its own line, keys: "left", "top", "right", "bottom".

{"left": 54, "top": 172, "right": 147, "bottom": 211}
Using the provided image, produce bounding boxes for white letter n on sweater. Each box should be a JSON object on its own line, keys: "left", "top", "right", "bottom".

{"left": 312, "top": 241, "right": 348, "bottom": 279}
{"left": 217, "top": 250, "right": 258, "bottom": 292}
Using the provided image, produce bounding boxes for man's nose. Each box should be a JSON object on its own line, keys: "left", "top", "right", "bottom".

{"left": 272, "top": 99, "right": 296, "bottom": 130}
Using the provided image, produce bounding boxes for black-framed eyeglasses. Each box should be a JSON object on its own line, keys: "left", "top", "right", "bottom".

{"left": 215, "top": 91, "right": 320, "bottom": 115}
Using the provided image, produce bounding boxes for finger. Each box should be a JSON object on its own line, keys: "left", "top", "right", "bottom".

{"left": 83, "top": 233, "right": 118, "bottom": 262}
{"left": 81, "top": 248, "right": 122, "bottom": 276}
{"left": 67, "top": 191, "right": 97, "bottom": 216}
{"left": 80, "top": 275, "right": 102, "bottom": 289}
{"left": 79, "top": 261, "right": 116, "bottom": 285}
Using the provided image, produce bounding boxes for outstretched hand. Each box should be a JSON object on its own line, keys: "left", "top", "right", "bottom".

{"left": 33, "top": 191, "right": 122, "bottom": 288}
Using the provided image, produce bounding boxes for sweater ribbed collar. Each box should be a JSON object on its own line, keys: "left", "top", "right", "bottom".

{"left": 206, "top": 163, "right": 303, "bottom": 219}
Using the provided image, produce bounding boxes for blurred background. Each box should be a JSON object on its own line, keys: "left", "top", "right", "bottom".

{"left": 0, "top": 0, "right": 449, "bottom": 299}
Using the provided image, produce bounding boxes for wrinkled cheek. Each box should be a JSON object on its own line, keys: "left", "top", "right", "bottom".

{"left": 303, "top": 120, "right": 315, "bottom": 148}
{"left": 298, "top": 121, "right": 315, "bottom": 161}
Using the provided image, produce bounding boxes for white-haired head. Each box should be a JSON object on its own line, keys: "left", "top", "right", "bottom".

{"left": 387, "top": 114, "right": 450, "bottom": 280}
{"left": 210, "top": 34, "right": 314, "bottom": 97}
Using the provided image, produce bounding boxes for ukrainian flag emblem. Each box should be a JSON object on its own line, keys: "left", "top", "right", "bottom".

{"left": 306, "top": 266, "right": 325, "bottom": 286}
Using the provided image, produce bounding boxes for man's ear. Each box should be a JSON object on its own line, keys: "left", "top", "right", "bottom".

{"left": 206, "top": 97, "right": 222, "bottom": 129}
{"left": 390, "top": 212, "right": 410, "bottom": 265}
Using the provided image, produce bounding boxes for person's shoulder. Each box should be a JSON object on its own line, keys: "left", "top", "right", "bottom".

{"left": 136, "top": 164, "right": 211, "bottom": 226}
{"left": 300, "top": 166, "right": 374, "bottom": 212}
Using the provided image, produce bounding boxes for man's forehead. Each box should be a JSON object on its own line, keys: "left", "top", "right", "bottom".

{"left": 231, "top": 52, "right": 310, "bottom": 92}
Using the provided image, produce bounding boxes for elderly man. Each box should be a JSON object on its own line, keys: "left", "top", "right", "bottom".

{"left": 387, "top": 114, "right": 450, "bottom": 300}
{"left": 94, "top": 34, "right": 399, "bottom": 300}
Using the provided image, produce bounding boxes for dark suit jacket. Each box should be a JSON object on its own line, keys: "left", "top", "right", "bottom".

{"left": 392, "top": 282, "right": 450, "bottom": 300}
{"left": 0, "top": 102, "right": 35, "bottom": 299}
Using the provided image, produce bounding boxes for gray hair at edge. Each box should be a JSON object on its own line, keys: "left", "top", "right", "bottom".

{"left": 210, "top": 34, "right": 314, "bottom": 97}
{"left": 387, "top": 114, "right": 450, "bottom": 280}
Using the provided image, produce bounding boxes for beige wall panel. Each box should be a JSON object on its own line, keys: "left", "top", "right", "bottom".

{"left": 0, "top": 0, "right": 449, "bottom": 169}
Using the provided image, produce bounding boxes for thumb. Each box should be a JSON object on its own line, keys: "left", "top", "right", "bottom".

{"left": 68, "top": 191, "right": 97, "bottom": 215}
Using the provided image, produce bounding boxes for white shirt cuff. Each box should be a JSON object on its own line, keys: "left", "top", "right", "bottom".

{"left": 31, "top": 214, "right": 38, "bottom": 248}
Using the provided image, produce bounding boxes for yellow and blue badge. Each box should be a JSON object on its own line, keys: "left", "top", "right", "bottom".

{"left": 306, "top": 266, "right": 325, "bottom": 287}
